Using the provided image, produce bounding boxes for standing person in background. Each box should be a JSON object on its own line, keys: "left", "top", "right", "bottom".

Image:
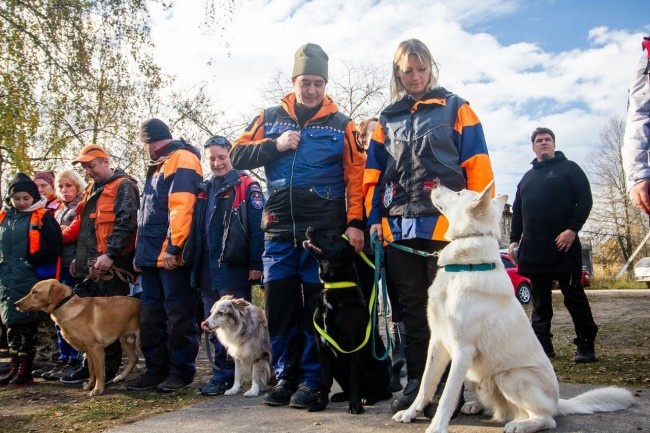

{"left": 29, "top": 170, "right": 62, "bottom": 378}
{"left": 231, "top": 43, "right": 366, "bottom": 409}
{"left": 0, "top": 174, "right": 62, "bottom": 387}
{"left": 508, "top": 127, "right": 597, "bottom": 363}
{"left": 191, "top": 135, "right": 264, "bottom": 396}
{"left": 33, "top": 171, "right": 60, "bottom": 214}
{"left": 59, "top": 144, "right": 140, "bottom": 386}
{"left": 127, "top": 119, "right": 203, "bottom": 393}
{"left": 622, "top": 36, "right": 650, "bottom": 213}
{"left": 364, "top": 39, "right": 494, "bottom": 415}
{"left": 39, "top": 170, "right": 87, "bottom": 381}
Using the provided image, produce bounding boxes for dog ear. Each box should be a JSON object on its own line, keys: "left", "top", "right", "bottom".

{"left": 492, "top": 194, "right": 508, "bottom": 212}
{"left": 472, "top": 180, "right": 494, "bottom": 209}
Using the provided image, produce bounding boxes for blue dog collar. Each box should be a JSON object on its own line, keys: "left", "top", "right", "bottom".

{"left": 444, "top": 263, "right": 497, "bottom": 272}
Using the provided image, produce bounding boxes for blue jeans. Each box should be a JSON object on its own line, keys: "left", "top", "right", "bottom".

{"left": 139, "top": 266, "right": 199, "bottom": 383}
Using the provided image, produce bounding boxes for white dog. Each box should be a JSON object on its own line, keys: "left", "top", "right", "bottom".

{"left": 201, "top": 296, "right": 274, "bottom": 397}
{"left": 393, "top": 181, "right": 634, "bottom": 433}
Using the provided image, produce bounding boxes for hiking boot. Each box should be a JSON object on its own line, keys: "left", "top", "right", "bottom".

{"left": 390, "top": 358, "right": 406, "bottom": 392}
{"left": 8, "top": 355, "right": 34, "bottom": 387}
{"left": 574, "top": 337, "right": 596, "bottom": 363}
{"left": 60, "top": 364, "right": 90, "bottom": 384}
{"left": 391, "top": 378, "right": 420, "bottom": 413}
{"left": 157, "top": 376, "right": 192, "bottom": 393}
{"left": 538, "top": 336, "right": 555, "bottom": 358}
{"left": 263, "top": 380, "right": 297, "bottom": 406}
{"left": 199, "top": 379, "right": 233, "bottom": 396}
{"left": 0, "top": 356, "right": 20, "bottom": 386}
{"left": 126, "top": 373, "right": 167, "bottom": 391}
{"left": 289, "top": 384, "right": 320, "bottom": 409}
{"left": 423, "top": 382, "right": 465, "bottom": 420}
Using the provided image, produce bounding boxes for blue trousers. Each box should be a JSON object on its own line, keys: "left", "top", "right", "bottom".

{"left": 140, "top": 266, "right": 199, "bottom": 383}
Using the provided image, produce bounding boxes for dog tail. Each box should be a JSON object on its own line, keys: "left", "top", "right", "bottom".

{"left": 557, "top": 387, "right": 634, "bottom": 415}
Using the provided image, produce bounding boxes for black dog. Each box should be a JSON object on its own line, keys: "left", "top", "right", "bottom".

{"left": 303, "top": 227, "right": 392, "bottom": 414}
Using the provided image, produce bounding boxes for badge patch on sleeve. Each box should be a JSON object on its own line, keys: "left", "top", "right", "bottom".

{"left": 251, "top": 191, "right": 264, "bottom": 209}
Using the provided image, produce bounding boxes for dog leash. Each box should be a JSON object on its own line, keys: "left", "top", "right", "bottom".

{"left": 87, "top": 258, "right": 137, "bottom": 284}
{"left": 369, "top": 232, "right": 392, "bottom": 361}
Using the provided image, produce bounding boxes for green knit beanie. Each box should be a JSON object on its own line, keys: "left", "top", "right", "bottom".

{"left": 292, "top": 43, "right": 328, "bottom": 81}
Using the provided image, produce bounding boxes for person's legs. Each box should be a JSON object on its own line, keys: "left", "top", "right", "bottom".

{"left": 158, "top": 266, "right": 198, "bottom": 389}
{"left": 127, "top": 267, "right": 169, "bottom": 390}
{"left": 557, "top": 274, "right": 598, "bottom": 362}
{"left": 388, "top": 238, "right": 449, "bottom": 413}
{"left": 263, "top": 241, "right": 302, "bottom": 406}
{"left": 529, "top": 275, "right": 556, "bottom": 357}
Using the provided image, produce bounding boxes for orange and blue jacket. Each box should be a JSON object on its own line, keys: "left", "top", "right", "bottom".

{"left": 135, "top": 139, "right": 203, "bottom": 267}
{"left": 363, "top": 87, "right": 494, "bottom": 242}
{"left": 231, "top": 93, "right": 366, "bottom": 243}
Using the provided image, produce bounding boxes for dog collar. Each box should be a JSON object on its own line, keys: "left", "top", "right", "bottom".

{"left": 444, "top": 263, "right": 497, "bottom": 272}
{"left": 53, "top": 294, "right": 75, "bottom": 311}
{"left": 323, "top": 281, "right": 357, "bottom": 289}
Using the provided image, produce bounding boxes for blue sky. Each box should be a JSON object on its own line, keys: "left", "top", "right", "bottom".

{"left": 150, "top": 0, "right": 649, "bottom": 202}
{"left": 474, "top": 0, "right": 648, "bottom": 52}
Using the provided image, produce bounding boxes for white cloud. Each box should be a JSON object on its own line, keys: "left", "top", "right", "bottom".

{"left": 148, "top": 0, "right": 644, "bottom": 199}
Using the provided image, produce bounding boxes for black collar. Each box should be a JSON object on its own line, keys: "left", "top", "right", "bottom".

{"left": 53, "top": 294, "right": 75, "bottom": 311}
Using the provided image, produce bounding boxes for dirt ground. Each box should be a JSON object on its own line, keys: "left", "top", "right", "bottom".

{"left": 0, "top": 290, "right": 648, "bottom": 432}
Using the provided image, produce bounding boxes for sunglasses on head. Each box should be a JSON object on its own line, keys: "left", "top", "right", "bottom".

{"left": 204, "top": 136, "right": 231, "bottom": 148}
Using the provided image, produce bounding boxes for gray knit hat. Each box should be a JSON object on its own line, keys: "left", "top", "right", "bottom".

{"left": 292, "top": 43, "right": 328, "bottom": 81}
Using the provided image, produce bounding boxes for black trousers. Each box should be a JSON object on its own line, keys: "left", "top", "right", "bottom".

{"left": 386, "top": 238, "right": 446, "bottom": 381}
{"left": 529, "top": 273, "right": 598, "bottom": 341}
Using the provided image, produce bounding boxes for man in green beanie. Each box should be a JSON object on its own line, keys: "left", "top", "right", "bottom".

{"left": 230, "top": 43, "right": 366, "bottom": 410}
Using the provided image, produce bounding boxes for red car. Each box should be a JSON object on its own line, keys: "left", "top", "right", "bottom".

{"left": 500, "top": 254, "right": 531, "bottom": 304}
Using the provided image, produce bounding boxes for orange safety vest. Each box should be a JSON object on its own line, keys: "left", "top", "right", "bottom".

{"left": 0, "top": 207, "right": 61, "bottom": 279}
{"left": 87, "top": 176, "right": 132, "bottom": 255}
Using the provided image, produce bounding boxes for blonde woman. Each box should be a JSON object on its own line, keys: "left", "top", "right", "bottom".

{"left": 363, "top": 39, "right": 495, "bottom": 415}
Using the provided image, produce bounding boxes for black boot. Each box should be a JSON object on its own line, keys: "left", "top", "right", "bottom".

{"left": 0, "top": 356, "right": 20, "bottom": 386}
{"left": 8, "top": 355, "right": 34, "bottom": 387}
{"left": 390, "top": 378, "right": 419, "bottom": 413}
{"left": 0, "top": 361, "right": 10, "bottom": 375}
{"left": 537, "top": 335, "right": 555, "bottom": 358}
{"left": 574, "top": 337, "right": 596, "bottom": 363}
{"left": 423, "top": 381, "right": 465, "bottom": 420}
{"left": 389, "top": 322, "right": 406, "bottom": 392}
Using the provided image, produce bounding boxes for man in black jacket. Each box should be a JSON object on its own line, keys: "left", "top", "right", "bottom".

{"left": 508, "top": 127, "right": 598, "bottom": 363}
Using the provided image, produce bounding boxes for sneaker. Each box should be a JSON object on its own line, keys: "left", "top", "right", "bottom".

{"left": 289, "top": 385, "right": 320, "bottom": 409}
{"left": 157, "top": 376, "right": 192, "bottom": 393}
{"left": 41, "top": 362, "right": 71, "bottom": 381}
{"left": 574, "top": 337, "right": 596, "bottom": 363}
{"left": 32, "top": 363, "right": 56, "bottom": 378}
{"left": 126, "top": 373, "right": 167, "bottom": 391}
{"left": 391, "top": 378, "right": 419, "bottom": 413}
{"left": 60, "top": 364, "right": 90, "bottom": 384}
{"left": 263, "top": 380, "right": 297, "bottom": 406}
{"left": 199, "top": 379, "right": 233, "bottom": 396}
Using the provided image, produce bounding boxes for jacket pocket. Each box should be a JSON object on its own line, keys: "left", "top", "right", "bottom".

{"left": 221, "top": 208, "right": 249, "bottom": 266}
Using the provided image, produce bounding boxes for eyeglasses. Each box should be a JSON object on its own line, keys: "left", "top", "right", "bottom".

{"left": 204, "top": 136, "right": 231, "bottom": 148}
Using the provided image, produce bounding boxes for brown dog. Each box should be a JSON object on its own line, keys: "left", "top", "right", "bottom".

{"left": 16, "top": 279, "right": 140, "bottom": 396}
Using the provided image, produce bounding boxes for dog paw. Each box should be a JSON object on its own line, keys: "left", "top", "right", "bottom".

{"left": 82, "top": 381, "right": 94, "bottom": 391}
{"left": 243, "top": 389, "right": 260, "bottom": 397}
{"left": 89, "top": 387, "right": 104, "bottom": 397}
{"left": 425, "top": 425, "right": 447, "bottom": 433}
{"left": 224, "top": 388, "right": 240, "bottom": 396}
{"left": 392, "top": 409, "right": 416, "bottom": 423}
{"left": 348, "top": 403, "right": 365, "bottom": 414}
{"left": 307, "top": 394, "right": 329, "bottom": 412}
{"left": 461, "top": 400, "right": 483, "bottom": 415}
